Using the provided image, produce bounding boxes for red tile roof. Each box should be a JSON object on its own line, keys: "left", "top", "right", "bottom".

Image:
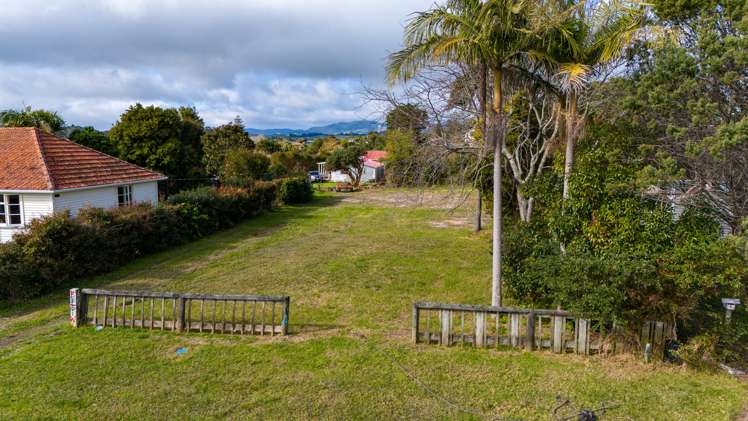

{"left": 363, "top": 150, "right": 387, "bottom": 169}
{"left": 0, "top": 127, "right": 165, "bottom": 191}
{"left": 363, "top": 150, "right": 388, "bottom": 162}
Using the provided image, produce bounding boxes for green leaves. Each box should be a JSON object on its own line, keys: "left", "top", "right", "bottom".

{"left": 109, "top": 104, "right": 205, "bottom": 178}
{"left": 0, "top": 106, "right": 65, "bottom": 133}
{"left": 200, "top": 120, "right": 255, "bottom": 178}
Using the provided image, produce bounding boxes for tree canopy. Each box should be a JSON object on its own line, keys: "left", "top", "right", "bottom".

{"left": 201, "top": 119, "right": 255, "bottom": 178}
{"left": 68, "top": 126, "right": 117, "bottom": 156}
{"left": 109, "top": 104, "right": 205, "bottom": 178}
{"left": 0, "top": 107, "right": 65, "bottom": 133}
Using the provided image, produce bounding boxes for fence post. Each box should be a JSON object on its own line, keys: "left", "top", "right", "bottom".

{"left": 282, "top": 297, "right": 290, "bottom": 335}
{"left": 553, "top": 316, "right": 564, "bottom": 353}
{"left": 526, "top": 312, "right": 536, "bottom": 351}
{"left": 576, "top": 319, "right": 589, "bottom": 355}
{"left": 475, "top": 312, "right": 485, "bottom": 347}
{"left": 177, "top": 296, "right": 186, "bottom": 332}
{"left": 440, "top": 310, "right": 451, "bottom": 346}
{"left": 412, "top": 303, "right": 420, "bottom": 343}
{"left": 510, "top": 313, "right": 520, "bottom": 347}
{"left": 69, "top": 288, "right": 85, "bottom": 327}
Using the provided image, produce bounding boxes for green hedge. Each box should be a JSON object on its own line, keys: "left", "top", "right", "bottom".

{"left": 277, "top": 177, "right": 313, "bottom": 204}
{"left": 0, "top": 183, "right": 276, "bottom": 301}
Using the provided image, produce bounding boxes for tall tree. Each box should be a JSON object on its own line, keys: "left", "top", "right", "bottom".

{"left": 552, "top": 1, "right": 647, "bottom": 200}
{"left": 201, "top": 119, "right": 255, "bottom": 178}
{"left": 601, "top": 0, "right": 748, "bottom": 233}
{"left": 109, "top": 104, "right": 205, "bottom": 178}
{"left": 68, "top": 126, "right": 117, "bottom": 156}
{"left": 0, "top": 106, "right": 65, "bottom": 133}
{"left": 388, "top": 0, "right": 570, "bottom": 305}
{"left": 389, "top": 0, "right": 489, "bottom": 233}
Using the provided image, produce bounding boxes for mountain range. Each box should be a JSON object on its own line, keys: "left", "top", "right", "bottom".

{"left": 246, "top": 120, "right": 382, "bottom": 137}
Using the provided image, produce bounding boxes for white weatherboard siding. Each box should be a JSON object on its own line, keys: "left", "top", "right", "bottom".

{"left": 53, "top": 186, "right": 118, "bottom": 216}
{"left": 132, "top": 181, "right": 159, "bottom": 204}
{"left": 53, "top": 181, "right": 159, "bottom": 216}
{"left": 0, "top": 192, "right": 54, "bottom": 243}
{"left": 21, "top": 193, "right": 54, "bottom": 223}
{"left": 0, "top": 228, "right": 17, "bottom": 243}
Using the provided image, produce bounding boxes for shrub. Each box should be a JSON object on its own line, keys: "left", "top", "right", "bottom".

{"left": 277, "top": 177, "right": 313, "bottom": 204}
{"left": 0, "top": 184, "right": 276, "bottom": 302}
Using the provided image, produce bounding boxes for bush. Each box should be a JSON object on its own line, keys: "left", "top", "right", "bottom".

{"left": 0, "top": 183, "right": 277, "bottom": 301}
{"left": 277, "top": 177, "right": 313, "bottom": 204}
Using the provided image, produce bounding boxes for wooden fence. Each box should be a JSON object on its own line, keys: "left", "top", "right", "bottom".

{"left": 70, "top": 288, "right": 290, "bottom": 336}
{"left": 413, "top": 302, "right": 674, "bottom": 356}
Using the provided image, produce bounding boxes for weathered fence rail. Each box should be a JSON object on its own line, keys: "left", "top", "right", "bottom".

{"left": 413, "top": 302, "right": 674, "bottom": 356}
{"left": 70, "top": 288, "right": 290, "bottom": 336}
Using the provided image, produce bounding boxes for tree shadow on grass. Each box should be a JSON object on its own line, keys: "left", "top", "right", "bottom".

{"left": 0, "top": 195, "right": 345, "bottom": 321}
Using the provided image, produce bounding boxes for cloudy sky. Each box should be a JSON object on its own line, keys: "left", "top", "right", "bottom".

{"left": 0, "top": 0, "right": 433, "bottom": 130}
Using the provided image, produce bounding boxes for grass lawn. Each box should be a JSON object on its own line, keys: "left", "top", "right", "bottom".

{"left": 0, "top": 189, "right": 745, "bottom": 420}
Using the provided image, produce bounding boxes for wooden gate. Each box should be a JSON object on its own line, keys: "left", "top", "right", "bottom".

{"left": 70, "top": 288, "right": 290, "bottom": 336}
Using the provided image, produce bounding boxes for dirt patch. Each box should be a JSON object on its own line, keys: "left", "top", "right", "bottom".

{"left": 340, "top": 188, "right": 476, "bottom": 210}
{"left": 0, "top": 316, "right": 65, "bottom": 349}
{"left": 429, "top": 217, "right": 471, "bottom": 229}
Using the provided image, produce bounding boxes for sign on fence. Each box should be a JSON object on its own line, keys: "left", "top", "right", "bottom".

{"left": 69, "top": 288, "right": 80, "bottom": 327}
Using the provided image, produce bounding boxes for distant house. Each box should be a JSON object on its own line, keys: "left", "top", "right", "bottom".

{"left": 318, "top": 150, "right": 387, "bottom": 184}
{"left": 0, "top": 128, "right": 166, "bottom": 243}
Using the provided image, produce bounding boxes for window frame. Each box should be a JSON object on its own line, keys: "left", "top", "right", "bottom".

{"left": 0, "top": 194, "right": 23, "bottom": 227}
{"left": 117, "top": 185, "right": 133, "bottom": 207}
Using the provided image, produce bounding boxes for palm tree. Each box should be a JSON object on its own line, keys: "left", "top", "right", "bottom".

{"left": 555, "top": 0, "right": 647, "bottom": 200}
{"left": 389, "top": 0, "right": 573, "bottom": 306}
{"left": 388, "top": 0, "right": 488, "bottom": 233}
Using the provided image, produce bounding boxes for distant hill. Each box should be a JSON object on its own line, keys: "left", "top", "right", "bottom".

{"left": 247, "top": 120, "right": 382, "bottom": 137}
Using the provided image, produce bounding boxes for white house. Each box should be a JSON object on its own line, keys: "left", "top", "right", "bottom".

{"left": 319, "top": 150, "right": 387, "bottom": 184}
{"left": 0, "top": 127, "right": 166, "bottom": 243}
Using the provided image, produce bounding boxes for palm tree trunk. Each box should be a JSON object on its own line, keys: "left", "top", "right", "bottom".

{"left": 491, "top": 68, "right": 504, "bottom": 307}
{"left": 562, "top": 91, "right": 577, "bottom": 200}
{"left": 475, "top": 62, "right": 488, "bottom": 233}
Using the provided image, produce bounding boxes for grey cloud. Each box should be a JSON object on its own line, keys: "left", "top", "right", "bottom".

{"left": 0, "top": 0, "right": 432, "bottom": 129}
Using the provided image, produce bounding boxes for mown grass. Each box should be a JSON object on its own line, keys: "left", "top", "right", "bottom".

{"left": 0, "top": 189, "right": 745, "bottom": 420}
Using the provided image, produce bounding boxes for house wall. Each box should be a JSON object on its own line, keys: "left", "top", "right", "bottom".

{"left": 359, "top": 166, "right": 384, "bottom": 183}
{"left": 53, "top": 186, "right": 118, "bottom": 216}
{"left": 0, "top": 192, "right": 54, "bottom": 243}
{"left": 52, "top": 181, "right": 159, "bottom": 216}
{"left": 0, "top": 228, "right": 17, "bottom": 243}
{"left": 21, "top": 193, "right": 55, "bottom": 223}
{"left": 132, "top": 182, "right": 159, "bottom": 204}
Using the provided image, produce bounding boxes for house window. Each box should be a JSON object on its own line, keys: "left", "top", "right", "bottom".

{"left": 117, "top": 185, "right": 132, "bottom": 207}
{"left": 0, "top": 195, "right": 22, "bottom": 225}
